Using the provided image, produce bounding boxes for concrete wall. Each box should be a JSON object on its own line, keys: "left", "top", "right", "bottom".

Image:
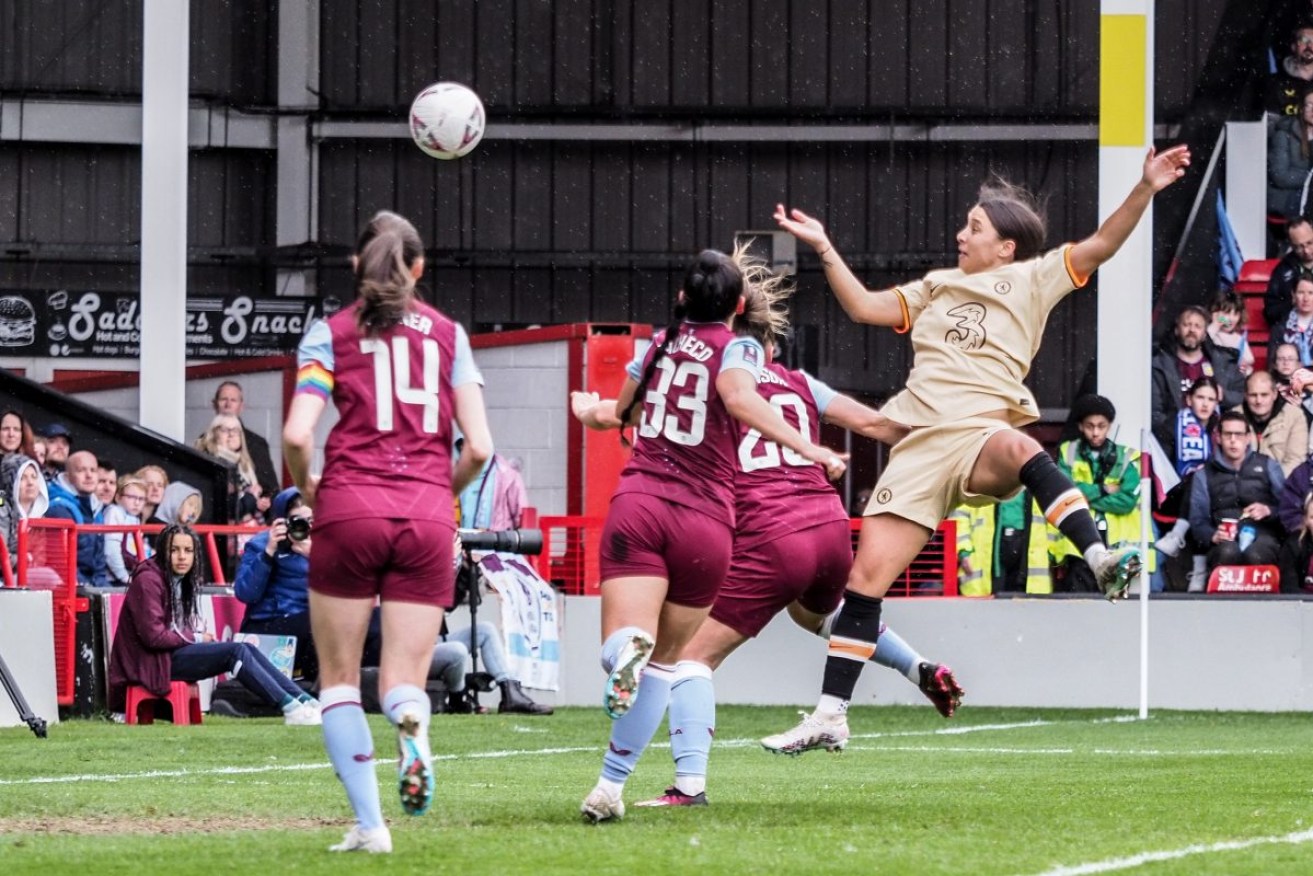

{"left": 472, "top": 340, "right": 571, "bottom": 516}
{"left": 540, "top": 596, "right": 1313, "bottom": 712}
{"left": 0, "top": 590, "right": 58, "bottom": 728}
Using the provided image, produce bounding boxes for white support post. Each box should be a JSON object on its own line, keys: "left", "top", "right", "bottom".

{"left": 1097, "top": 0, "right": 1155, "bottom": 719}
{"left": 138, "top": 0, "right": 189, "bottom": 440}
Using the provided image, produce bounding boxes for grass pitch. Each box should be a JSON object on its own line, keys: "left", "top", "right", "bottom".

{"left": 1, "top": 705, "right": 1310, "bottom": 875}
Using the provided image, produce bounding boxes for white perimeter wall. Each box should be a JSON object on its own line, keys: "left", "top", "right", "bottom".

{"left": 0, "top": 590, "right": 58, "bottom": 728}
{"left": 534, "top": 596, "right": 1313, "bottom": 712}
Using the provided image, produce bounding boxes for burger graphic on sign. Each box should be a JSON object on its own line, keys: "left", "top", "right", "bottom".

{"left": 0, "top": 296, "right": 36, "bottom": 347}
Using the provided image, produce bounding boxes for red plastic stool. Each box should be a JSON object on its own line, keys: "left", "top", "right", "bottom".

{"left": 125, "top": 681, "right": 203, "bottom": 725}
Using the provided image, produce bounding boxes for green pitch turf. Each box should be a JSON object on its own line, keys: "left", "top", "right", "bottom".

{"left": 1, "top": 706, "right": 1310, "bottom": 875}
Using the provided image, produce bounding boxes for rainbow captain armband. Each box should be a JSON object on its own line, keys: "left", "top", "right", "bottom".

{"left": 295, "top": 361, "right": 333, "bottom": 399}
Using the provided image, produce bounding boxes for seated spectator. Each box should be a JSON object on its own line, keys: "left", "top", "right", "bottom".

{"left": 1278, "top": 492, "right": 1313, "bottom": 593}
{"left": 427, "top": 636, "right": 475, "bottom": 712}
{"left": 1208, "top": 290, "right": 1254, "bottom": 378}
{"left": 96, "top": 458, "right": 118, "bottom": 507}
{"left": 1157, "top": 378, "right": 1220, "bottom": 589}
{"left": 149, "top": 481, "right": 202, "bottom": 526}
{"left": 457, "top": 442, "right": 528, "bottom": 532}
{"left": 1234, "top": 370, "right": 1310, "bottom": 475}
{"left": 1271, "top": 273, "right": 1313, "bottom": 368}
{"left": 1265, "top": 219, "right": 1313, "bottom": 329}
{"left": 440, "top": 619, "right": 553, "bottom": 715}
{"left": 1269, "top": 86, "right": 1313, "bottom": 219}
{"left": 0, "top": 453, "right": 47, "bottom": 569}
{"left": 106, "top": 524, "right": 321, "bottom": 725}
{"left": 1151, "top": 305, "right": 1245, "bottom": 454}
{"left": 38, "top": 423, "right": 71, "bottom": 483}
{"left": 46, "top": 450, "right": 109, "bottom": 587}
{"left": 195, "top": 413, "right": 263, "bottom": 524}
{"left": 103, "top": 476, "right": 148, "bottom": 586}
{"left": 30, "top": 435, "right": 46, "bottom": 468}
{"left": 1188, "top": 412, "right": 1286, "bottom": 578}
{"left": 135, "top": 465, "right": 169, "bottom": 525}
{"left": 1278, "top": 451, "right": 1313, "bottom": 535}
{"left": 1270, "top": 23, "right": 1313, "bottom": 119}
{"left": 234, "top": 487, "right": 317, "bottom": 681}
{"left": 1051, "top": 395, "right": 1147, "bottom": 591}
{"left": 0, "top": 409, "right": 36, "bottom": 460}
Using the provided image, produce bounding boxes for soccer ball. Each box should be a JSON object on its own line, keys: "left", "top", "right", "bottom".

{"left": 409, "top": 82, "right": 486, "bottom": 160}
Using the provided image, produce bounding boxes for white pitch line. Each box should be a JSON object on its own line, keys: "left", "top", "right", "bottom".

{"left": 0, "top": 714, "right": 1192, "bottom": 787}
{"left": 1025, "top": 827, "right": 1313, "bottom": 875}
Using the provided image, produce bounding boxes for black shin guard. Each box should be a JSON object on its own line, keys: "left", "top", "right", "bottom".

{"left": 1019, "top": 451, "right": 1101, "bottom": 555}
{"left": 820, "top": 591, "right": 883, "bottom": 700}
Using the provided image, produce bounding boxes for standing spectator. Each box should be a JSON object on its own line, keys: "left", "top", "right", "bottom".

{"left": 1207, "top": 289, "right": 1254, "bottom": 378}
{"left": 209, "top": 381, "right": 278, "bottom": 513}
{"left": 196, "top": 413, "right": 263, "bottom": 524}
{"left": 1151, "top": 306, "right": 1245, "bottom": 452}
{"left": 0, "top": 453, "right": 47, "bottom": 570}
{"left": 1264, "top": 218, "right": 1313, "bottom": 329}
{"left": 1234, "top": 370, "right": 1309, "bottom": 475}
{"left": 457, "top": 447, "right": 528, "bottom": 532}
{"left": 1051, "top": 395, "right": 1146, "bottom": 592}
{"left": 1277, "top": 492, "right": 1313, "bottom": 592}
{"left": 1268, "top": 85, "right": 1313, "bottom": 221}
{"left": 1268, "top": 23, "right": 1313, "bottom": 119}
{"left": 0, "top": 409, "right": 36, "bottom": 460}
{"left": 95, "top": 459, "right": 118, "bottom": 507}
{"left": 46, "top": 450, "right": 108, "bottom": 587}
{"left": 1188, "top": 412, "right": 1286, "bottom": 577}
{"left": 107, "top": 524, "right": 321, "bottom": 725}
{"left": 38, "top": 423, "right": 72, "bottom": 482}
{"left": 135, "top": 465, "right": 169, "bottom": 524}
{"left": 103, "top": 476, "right": 148, "bottom": 585}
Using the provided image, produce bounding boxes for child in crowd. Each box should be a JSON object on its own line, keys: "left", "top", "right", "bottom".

{"left": 103, "top": 476, "right": 149, "bottom": 585}
{"left": 1208, "top": 289, "right": 1253, "bottom": 377}
{"left": 1156, "top": 376, "right": 1221, "bottom": 590}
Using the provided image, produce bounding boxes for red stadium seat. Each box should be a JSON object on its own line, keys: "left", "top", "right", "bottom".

{"left": 1205, "top": 564, "right": 1279, "bottom": 594}
{"left": 125, "top": 681, "right": 203, "bottom": 725}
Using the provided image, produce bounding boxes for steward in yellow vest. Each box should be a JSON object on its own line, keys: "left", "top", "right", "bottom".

{"left": 949, "top": 491, "right": 1052, "bottom": 596}
{"left": 1050, "top": 394, "right": 1151, "bottom": 590}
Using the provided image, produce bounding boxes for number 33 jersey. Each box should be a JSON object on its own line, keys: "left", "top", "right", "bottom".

{"left": 732, "top": 363, "right": 848, "bottom": 551}
{"left": 294, "top": 300, "right": 483, "bottom": 525}
{"left": 617, "top": 322, "right": 765, "bottom": 528}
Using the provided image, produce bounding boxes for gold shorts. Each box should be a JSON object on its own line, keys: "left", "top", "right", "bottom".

{"left": 862, "top": 418, "right": 1017, "bottom": 530}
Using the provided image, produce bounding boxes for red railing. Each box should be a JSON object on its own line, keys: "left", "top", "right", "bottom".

{"left": 532, "top": 515, "right": 958, "bottom": 597}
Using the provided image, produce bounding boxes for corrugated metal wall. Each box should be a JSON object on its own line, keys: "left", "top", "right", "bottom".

{"left": 0, "top": 0, "right": 1231, "bottom": 402}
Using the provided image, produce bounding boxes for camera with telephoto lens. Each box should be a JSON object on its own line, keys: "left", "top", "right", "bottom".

{"left": 286, "top": 516, "right": 312, "bottom": 542}
{"left": 457, "top": 527, "right": 543, "bottom": 555}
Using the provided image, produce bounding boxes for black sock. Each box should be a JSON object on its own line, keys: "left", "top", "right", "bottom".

{"left": 820, "top": 591, "right": 883, "bottom": 701}
{"left": 1019, "top": 451, "right": 1101, "bottom": 555}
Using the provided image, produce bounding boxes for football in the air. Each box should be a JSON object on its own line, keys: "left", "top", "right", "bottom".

{"left": 409, "top": 82, "right": 486, "bottom": 160}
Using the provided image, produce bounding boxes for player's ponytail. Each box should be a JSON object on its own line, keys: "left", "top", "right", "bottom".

{"left": 354, "top": 210, "right": 425, "bottom": 337}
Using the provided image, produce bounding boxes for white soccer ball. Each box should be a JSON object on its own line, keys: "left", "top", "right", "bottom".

{"left": 409, "top": 82, "right": 486, "bottom": 160}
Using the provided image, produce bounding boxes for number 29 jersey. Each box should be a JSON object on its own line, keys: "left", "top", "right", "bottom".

{"left": 294, "top": 299, "right": 483, "bottom": 527}
{"left": 616, "top": 321, "right": 765, "bottom": 528}
{"left": 733, "top": 363, "right": 848, "bottom": 550}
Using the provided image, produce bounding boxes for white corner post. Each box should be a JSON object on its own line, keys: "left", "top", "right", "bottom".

{"left": 1097, "top": 0, "right": 1155, "bottom": 720}
{"left": 139, "top": 0, "right": 189, "bottom": 440}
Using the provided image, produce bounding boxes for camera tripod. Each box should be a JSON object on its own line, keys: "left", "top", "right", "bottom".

{"left": 0, "top": 645, "right": 48, "bottom": 738}
{"left": 457, "top": 549, "right": 497, "bottom": 711}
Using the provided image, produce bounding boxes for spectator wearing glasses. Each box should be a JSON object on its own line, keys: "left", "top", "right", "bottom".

{"left": 208, "top": 381, "right": 278, "bottom": 515}
{"left": 1268, "top": 24, "right": 1313, "bottom": 120}
{"left": 1188, "top": 411, "right": 1286, "bottom": 578}
{"left": 196, "top": 413, "right": 263, "bottom": 524}
{"left": 1265, "top": 219, "right": 1313, "bottom": 330}
{"left": 103, "top": 476, "right": 149, "bottom": 586}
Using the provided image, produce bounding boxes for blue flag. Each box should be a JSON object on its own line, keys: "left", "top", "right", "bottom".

{"left": 1216, "top": 190, "right": 1244, "bottom": 289}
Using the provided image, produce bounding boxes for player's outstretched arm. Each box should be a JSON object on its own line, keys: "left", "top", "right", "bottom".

{"left": 1068, "top": 145, "right": 1190, "bottom": 281}
{"left": 773, "top": 204, "right": 905, "bottom": 328}
{"left": 718, "top": 368, "right": 847, "bottom": 480}
{"left": 570, "top": 391, "right": 624, "bottom": 430}
{"left": 822, "top": 394, "right": 911, "bottom": 447}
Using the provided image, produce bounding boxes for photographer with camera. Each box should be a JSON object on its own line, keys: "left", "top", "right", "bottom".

{"left": 234, "top": 486, "right": 318, "bottom": 682}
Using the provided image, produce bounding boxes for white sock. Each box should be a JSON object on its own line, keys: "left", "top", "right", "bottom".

{"left": 595, "top": 777, "right": 625, "bottom": 797}
{"left": 816, "top": 694, "right": 848, "bottom": 716}
{"left": 675, "top": 776, "right": 706, "bottom": 796}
